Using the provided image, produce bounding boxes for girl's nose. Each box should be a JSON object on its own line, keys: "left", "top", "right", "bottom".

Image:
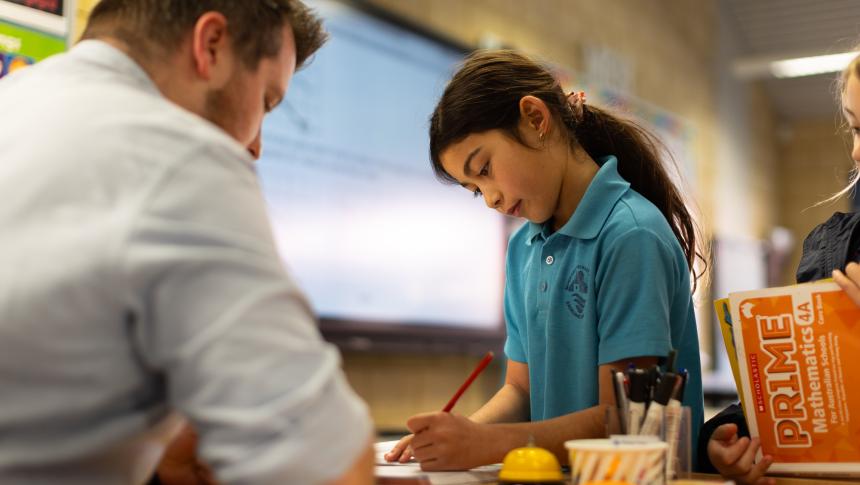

{"left": 483, "top": 190, "right": 502, "bottom": 210}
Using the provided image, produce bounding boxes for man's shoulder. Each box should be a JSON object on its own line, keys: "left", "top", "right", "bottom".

{"left": 5, "top": 44, "right": 247, "bottom": 166}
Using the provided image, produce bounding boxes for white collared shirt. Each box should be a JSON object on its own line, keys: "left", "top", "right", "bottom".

{"left": 0, "top": 40, "right": 371, "bottom": 485}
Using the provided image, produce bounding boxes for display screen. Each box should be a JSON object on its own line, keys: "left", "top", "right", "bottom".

{"left": 257, "top": 1, "right": 506, "bottom": 332}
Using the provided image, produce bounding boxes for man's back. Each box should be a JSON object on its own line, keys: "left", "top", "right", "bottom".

{"left": 0, "top": 41, "right": 371, "bottom": 484}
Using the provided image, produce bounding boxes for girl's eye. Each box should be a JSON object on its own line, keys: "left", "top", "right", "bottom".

{"left": 472, "top": 187, "right": 483, "bottom": 198}
{"left": 479, "top": 161, "right": 490, "bottom": 176}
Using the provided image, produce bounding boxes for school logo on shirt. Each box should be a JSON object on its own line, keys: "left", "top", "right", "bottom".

{"left": 564, "top": 265, "right": 589, "bottom": 319}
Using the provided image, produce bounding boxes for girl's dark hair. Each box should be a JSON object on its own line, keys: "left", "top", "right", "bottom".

{"left": 430, "top": 50, "right": 705, "bottom": 287}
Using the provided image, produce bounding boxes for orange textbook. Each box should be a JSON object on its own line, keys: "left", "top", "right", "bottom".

{"left": 727, "top": 281, "right": 860, "bottom": 476}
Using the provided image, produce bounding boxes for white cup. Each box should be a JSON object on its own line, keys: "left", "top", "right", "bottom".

{"left": 565, "top": 437, "right": 668, "bottom": 485}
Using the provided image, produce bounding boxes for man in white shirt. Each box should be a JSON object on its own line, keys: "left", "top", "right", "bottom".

{"left": 0, "top": 1, "right": 373, "bottom": 484}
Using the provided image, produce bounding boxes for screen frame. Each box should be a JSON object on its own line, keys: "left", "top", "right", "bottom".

{"left": 309, "top": 0, "right": 507, "bottom": 353}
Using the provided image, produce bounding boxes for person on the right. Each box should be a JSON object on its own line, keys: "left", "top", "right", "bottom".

{"left": 701, "top": 48, "right": 860, "bottom": 485}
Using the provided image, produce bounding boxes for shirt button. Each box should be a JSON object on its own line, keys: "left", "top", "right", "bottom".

{"left": 545, "top": 255, "right": 554, "bottom": 265}
{"left": 540, "top": 282, "right": 548, "bottom": 292}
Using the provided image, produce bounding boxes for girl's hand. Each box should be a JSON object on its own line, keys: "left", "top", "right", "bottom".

{"left": 707, "top": 423, "right": 774, "bottom": 485}
{"left": 405, "top": 412, "right": 494, "bottom": 471}
{"left": 384, "top": 434, "right": 415, "bottom": 463}
{"left": 833, "top": 262, "right": 860, "bottom": 306}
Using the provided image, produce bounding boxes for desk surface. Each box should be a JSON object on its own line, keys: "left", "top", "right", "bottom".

{"left": 374, "top": 471, "right": 860, "bottom": 485}
{"left": 688, "top": 473, "right": 860, "bottom": 484}
{"left": 374, "top": 438, "right": 860, "bottom": 485}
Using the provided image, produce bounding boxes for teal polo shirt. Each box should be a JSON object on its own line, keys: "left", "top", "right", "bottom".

{"left": 503, "top": 155, "right": 703, "bottom": 451}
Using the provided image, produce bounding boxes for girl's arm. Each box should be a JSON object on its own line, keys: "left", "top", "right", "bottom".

{"left": 385, "top": 358, "right": 528, "bottom": 463}
{"left": 407, "top": 356, "right": 657, "bottom": 471}
{"left": 468, "top": 359, "right": 530, "bottom": 424}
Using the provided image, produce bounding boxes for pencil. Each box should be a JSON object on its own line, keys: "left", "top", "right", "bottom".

{"left": 442, "top": 351, "right": 494, "bottom": 412}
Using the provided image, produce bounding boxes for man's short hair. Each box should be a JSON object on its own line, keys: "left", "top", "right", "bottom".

{"left": 82, "top": 0, "right": 327, "bottom": 70}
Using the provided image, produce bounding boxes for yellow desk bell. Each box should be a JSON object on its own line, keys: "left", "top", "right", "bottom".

{"left": 497, "top": 441, "right": 564, "bottom": 485}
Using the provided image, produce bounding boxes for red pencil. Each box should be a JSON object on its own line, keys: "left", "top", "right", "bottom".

{"left": 442, "top": 351, "right": 495, "bottom": 412}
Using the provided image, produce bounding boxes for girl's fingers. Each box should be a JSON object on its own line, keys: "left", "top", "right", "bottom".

{"left": 710, "top": 423, "right": 738, "bottom": 442}
{"left": 385, "top": 434, "right": 413, "bottom": 462}
{"left": 742, "top": 454, "right": 773, "bottom": 485}
{"left": 833, "top": 269, "right": 860, "bottom": 306}
{"left": 732, "top": 437, "right": 761, "bottom": 476}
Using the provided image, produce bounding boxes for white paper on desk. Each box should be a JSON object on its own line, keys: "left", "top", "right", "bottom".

{"left": 374, "top": 440, "right": 499, "bottom": 484}
{"left": 375, "top": 464, "right": 499, "bottom": 484}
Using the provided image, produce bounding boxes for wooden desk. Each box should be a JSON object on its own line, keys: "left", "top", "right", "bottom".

{"left": 688, "top": 472, "right": 860, "bottom": 484}
{"left": 374, "top": 467, "right": 496, "bottom": 485}
{"left": 376, "top": 472, "right": 860, "bottom": 485}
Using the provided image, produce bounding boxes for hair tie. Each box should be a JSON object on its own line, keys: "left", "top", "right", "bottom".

{"left": 567, "top": 91, "right": 587, "bottom": 122}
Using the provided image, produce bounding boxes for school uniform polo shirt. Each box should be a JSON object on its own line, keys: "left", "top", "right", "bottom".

{"left": 503, "top": 155, "right": 703, "bottom": 449}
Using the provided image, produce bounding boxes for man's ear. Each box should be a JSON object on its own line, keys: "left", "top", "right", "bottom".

{"left": 190, "top": 11, "right": 233, "bottom": 87}
{"left": 519, "top": 95, "right": 551, "bottom": 136}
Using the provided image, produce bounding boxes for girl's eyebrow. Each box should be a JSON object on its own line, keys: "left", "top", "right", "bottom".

{"left": 462, "top": 147, "right": 482, "bottom": 177}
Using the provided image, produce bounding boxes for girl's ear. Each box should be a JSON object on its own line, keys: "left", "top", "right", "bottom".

{"left": 519, "top": 95, "right": 551, "bottom": 136}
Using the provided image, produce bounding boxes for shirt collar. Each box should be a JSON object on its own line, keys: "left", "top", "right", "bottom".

{"left": 69, "top": 40, "right": 256, "bottom": 167}
{"left": 71, "top": 40, "right": 160, "bottom": 97}
{"left": 525, "top": 155, "right": 630, "bottom": 244}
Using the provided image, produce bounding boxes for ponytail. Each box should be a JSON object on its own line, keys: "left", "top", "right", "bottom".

{"left": 572, "top": 104, "right": 705, "bottom": 288}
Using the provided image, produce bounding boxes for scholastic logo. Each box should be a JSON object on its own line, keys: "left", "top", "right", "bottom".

{"left": 749, "top": 353, "right": 765, "bottom": 413}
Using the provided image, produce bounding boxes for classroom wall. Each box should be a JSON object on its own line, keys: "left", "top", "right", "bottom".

{"left": 776, "top": 120, "right": 852, "bottom": 285}
{"left": 712, "top": 5, "right": 780, "bottom": 241}
{"left": 344, "top": 0, "right": 783, "bottom": 430}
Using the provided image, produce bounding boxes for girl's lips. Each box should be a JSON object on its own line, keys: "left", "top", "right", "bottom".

{"left": 507, "top": 201, "right": 521, "bottom": 217}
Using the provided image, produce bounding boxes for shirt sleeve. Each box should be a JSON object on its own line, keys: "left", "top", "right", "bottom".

{"left": 595, "top": 227, "right": 678, "bottom": 365}
{"left": 503, "top": 250, "right": 527, "bottom": 363}
{"left": 118, "top": 144, "right": 371, "bottom": 485}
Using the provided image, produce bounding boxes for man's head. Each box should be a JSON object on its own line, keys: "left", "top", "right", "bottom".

{"left": 81, "top": 0, "right": 327, "bottom": 149}
{"left": 82, "top": 0, "right": 326, "bottom": 72}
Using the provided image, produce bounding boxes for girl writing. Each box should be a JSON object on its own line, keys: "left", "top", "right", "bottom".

{"left": 386, "top": 50, "right": 706, "bottom": 470}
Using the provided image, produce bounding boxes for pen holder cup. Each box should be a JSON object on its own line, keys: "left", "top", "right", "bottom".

{"left": 661, "top": 405, "right": 692, "bottom": 480}
{"left": 594, "top": 404, "right": 692, "bottom": 483}
{"left": 565, "top": 438, "right": 667, "bottom": 485}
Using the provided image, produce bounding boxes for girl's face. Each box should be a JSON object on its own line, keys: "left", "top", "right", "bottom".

{"left": 843, "top": 72, "right": 860, "bottom": 166}
{"left": 439, "top": 126, "right": 564, "bottom": 224}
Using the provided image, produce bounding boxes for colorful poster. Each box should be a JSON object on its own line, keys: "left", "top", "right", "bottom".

{"left": 0, "top": 19, "right": 64, "bottom": 78}
{"left": 1, "top": 0, "right": 63, "bottom": 17}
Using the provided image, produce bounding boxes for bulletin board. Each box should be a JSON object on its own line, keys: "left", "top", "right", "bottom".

{"left": 0, "top": 18, "right": 64, "bottom": 78}
{"left": 0, "top": 0, "right": 69, "bottom": 78}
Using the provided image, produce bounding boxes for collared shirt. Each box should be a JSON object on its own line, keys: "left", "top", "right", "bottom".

{"left": 503, "top": 156, "right": 704, "bottom": 449}
{"left": 0, "top": 41, "right": 371, "bottom": 484}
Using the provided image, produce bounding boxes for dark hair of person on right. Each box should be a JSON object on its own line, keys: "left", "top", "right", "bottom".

{"left": 429, "top": 49, "right": 706, "bottom": 288}
{"left": 81, "top": 0, "right": 327, "bottom": 70}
